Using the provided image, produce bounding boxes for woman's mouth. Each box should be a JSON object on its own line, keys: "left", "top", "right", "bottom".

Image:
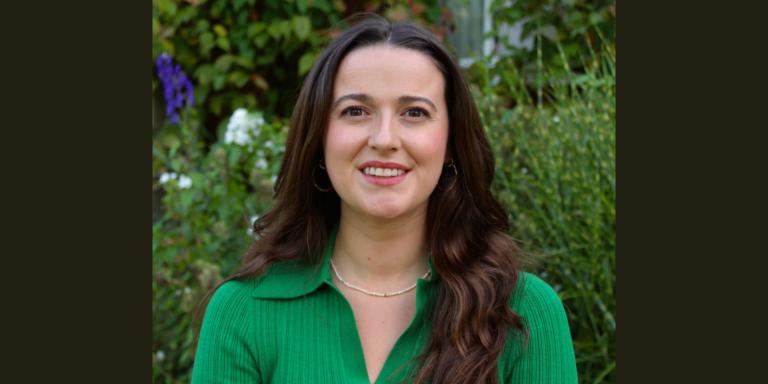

{"left": 362, "top": 167, "right": 406, "bottom": 177}
{"left": 360, "top": 167, "right": 409, "bottom": 186}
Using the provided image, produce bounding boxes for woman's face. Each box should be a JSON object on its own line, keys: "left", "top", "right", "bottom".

{"left": 324, "top": 44, "right": 449, "bottom": 221}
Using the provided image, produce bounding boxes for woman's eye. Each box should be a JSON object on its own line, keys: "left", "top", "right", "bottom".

{"left": 403, "top": 108, "right": 430, "bottom": 119}
{"left": 341, "top": 106, "right": 367, "bottom": 118}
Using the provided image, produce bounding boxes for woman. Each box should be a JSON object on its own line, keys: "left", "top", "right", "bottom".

{"left": 192, "top": 15, "right": 577, "bottom": 384}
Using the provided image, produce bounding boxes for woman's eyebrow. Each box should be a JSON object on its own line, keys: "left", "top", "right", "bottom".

{"left": 331, "top": 93, "right": 438, "bottom": 112}
{"left": 398, "top": 95, "right": 437, "bottom": 112}
{"left": 331, "top": 93, "right": 372, "bottom": 110}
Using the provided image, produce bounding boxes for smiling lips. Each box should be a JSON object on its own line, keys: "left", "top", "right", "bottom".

{"left": 363, "top": 167, "right": 405, "bottom": 177}
{"left": 358, "top": 161, "right": 410, "bottom": 186}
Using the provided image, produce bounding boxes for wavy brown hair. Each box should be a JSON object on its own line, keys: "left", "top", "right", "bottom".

{"left": 197, "top": 15, "right": 526, "bottom": 384}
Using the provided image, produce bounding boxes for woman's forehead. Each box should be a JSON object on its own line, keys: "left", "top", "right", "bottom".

{"left": 332, "top": 44, "right": 445, "bottom": 103}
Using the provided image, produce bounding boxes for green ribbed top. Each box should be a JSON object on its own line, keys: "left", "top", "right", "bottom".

{"left": 192, "top": 227, "right": 577, "bottom": 383}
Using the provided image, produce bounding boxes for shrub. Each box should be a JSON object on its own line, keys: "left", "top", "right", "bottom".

{"left": 470, "top": 40, "right": 616, "bottom": 382}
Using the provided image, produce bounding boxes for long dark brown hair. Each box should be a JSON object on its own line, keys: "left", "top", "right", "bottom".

{"left": 197, "top": 15, "right": 526, "bottom": 384}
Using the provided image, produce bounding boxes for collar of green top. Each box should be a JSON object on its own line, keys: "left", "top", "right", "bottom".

{"left": 250, "top": 224, "right": 439, "bottom": 299}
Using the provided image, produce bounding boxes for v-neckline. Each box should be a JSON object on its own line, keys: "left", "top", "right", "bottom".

{"left": 327, "top": 276, "right": 433, "bottom": 384}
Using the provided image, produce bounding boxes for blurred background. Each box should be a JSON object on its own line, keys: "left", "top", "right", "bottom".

{"left": 152, "top": 0, "right": 615, "bottom": 382}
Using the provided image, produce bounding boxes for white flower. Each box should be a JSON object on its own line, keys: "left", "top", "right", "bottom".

{"left": 159, "top": 172, "right": 192, "bottom": 189}
{"left": 156, "top": 351, "right": 166, "bottom": 361}
{"left": 224, "top": 108, "right": 265, "bottom": 145}
{"left": 255, "top": 158, "right": 268, "bottom": 170}
{"left": 553, "top": 115, "right": 560, "bottom": 123}
{"left": 177, "top": 174, "right": 192, "bottom": 189}
{"left": 458, "top": 57, "right": 474, "bottom": 68}
{"left": 247, "top": 215, "right": 259, "bottom": 237}
{"left": 159, "top": 172, "right": 177, "bottom": 184}
{"left": 264, "top": 140, "right": 274, "bottom": 149}
{"left": 488, "top": 55, "right": 499, "bottom": 68}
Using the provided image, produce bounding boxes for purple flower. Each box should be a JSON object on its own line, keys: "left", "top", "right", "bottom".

{"left": 155, "top": 53, "right": 194, "bottom": 124}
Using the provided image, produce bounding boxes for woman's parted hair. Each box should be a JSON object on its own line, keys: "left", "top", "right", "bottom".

{"left": 206, "top": 15, "right": 525, "bottom": 384}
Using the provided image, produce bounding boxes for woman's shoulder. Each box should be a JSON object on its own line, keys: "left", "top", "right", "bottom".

{"left": 205, "top": 279, "right": 258, "bottom": 318}
{"left": 501, "top": 272, "right": 578, "bottom": 382}
{"left": 508, "top": 271, "right": 566, "bottom": 316}
{"left": 212, "top": 278, "right": 256, "bottom": 299}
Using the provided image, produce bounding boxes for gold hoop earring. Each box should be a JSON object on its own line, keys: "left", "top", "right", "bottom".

{"left": 438, "top": 160, "right": 459, "bottom": 191}
{"left": 313, "top": 162, "right": 333, "bottom": 192}
{"left": 448, "top": 161, "right": 458, "bottom": 177}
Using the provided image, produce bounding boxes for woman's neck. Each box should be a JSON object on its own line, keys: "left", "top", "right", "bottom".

{"left": 333, "top": 206, "right": 430, "bottom": 290}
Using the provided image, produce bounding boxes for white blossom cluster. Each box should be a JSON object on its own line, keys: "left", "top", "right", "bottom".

{"left": 224, "top": 108, "right": 264, "bottom": 145}
{"left": 159, "top": 172, "right": 192, "bottom": 189}
{"left": 247, "top": 215, "right": 260, "bottom": 238}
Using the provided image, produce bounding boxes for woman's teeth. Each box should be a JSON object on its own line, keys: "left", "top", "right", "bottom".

{"left": 363, "top": 167, "right": 405, "bottom": 177}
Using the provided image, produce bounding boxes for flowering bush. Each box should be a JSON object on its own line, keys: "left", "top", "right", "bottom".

{"left": 223, "top": 108, "right": 264, "bottom": 145}
{"left": 153, "top": 104, "right": 287, "bottom": 382}
{"left": 155, "top": 53, "right": 194, "bottom": 124}
{"left": 152, "top": 0, "right": 447, "bottom": 145}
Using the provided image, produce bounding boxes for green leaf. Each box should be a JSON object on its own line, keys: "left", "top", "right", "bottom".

{"left": 292, "top": 16, "right": 311, "bottom": 41}
{"left": 212, "top": 73, "right": 227, "bottom": 90}
{"left": 298, "top": 51, "right": 317, "bottom": 76}
{"left": 234, "top": 54, "right": 255, "bottom": 69}
{"left": 193, "top": 64, "right": 215, "bottom": 86}
{"left": 156, "top": 0, "right": 177, "bottom": 17}
{"left": 313, "top": 0, "right": 331, "bottom": 13}
{"left": 152, "top": 18, "right": 160, "bottom": 36}
{"left": 228, "top": 71, "right": 250, "bottom": 88}
{"left": 213, "top": 24, "right": 228, "bottom": 38}
{"left": 278, "top": 20, "right": 292, "bottom": 39}
{"left": 199, "top": 32, "right": 214, "bottom": 56}
{"left": 254, "top": 34, "right": 268, "bottom": 48}
{"left": 267, "top": 22, "right": 281, "bottom": 39}
{"left": 214, "top": 54, "right": 235, "bottom": 71}
{"left": 210, "top": 95, "right": 224, "bottom": 114}
{"left": 589, "top": 12, "right": 605, "bottom": 26}
{"left": 232, "top": 0, "right": 247, "bottom": 11}
{"left": 179, "top": 190, "right": 194, "bottom": 210}
{"left": 297, "top": 0, "right": 308, "bottom": 13}
{"left": 176, "top": 6, "right": 198, "bottom": 23}
{"left": 246, "top": 22, "right": 266, "bottom": 38}
{"left": 194, "top": 20, "right": 210, "bottom": 33}
{"left": 216, "top": 36, "right": 230, "bottom": 51}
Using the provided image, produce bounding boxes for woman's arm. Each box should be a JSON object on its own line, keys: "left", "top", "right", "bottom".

{"left": 191, "top": 280, "right": 261, "bottom": 384}
{"left": 505, "top": 273, "right": 579, "bottom": 383}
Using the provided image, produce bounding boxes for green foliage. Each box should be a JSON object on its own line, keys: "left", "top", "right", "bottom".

{"left": 487, "top": 0, "right": 615, "bottom": 102}
{"left": 153, "top": 107, "right": 288, "bottom": 382}
{"left": 153, "top": 1, "right": 614, "bottom": 383}
{"left": 152, "top": 0, "right": 444, "bottom": 141}
{"left": 471, "top": 40, "right": 616, "bottom": 383}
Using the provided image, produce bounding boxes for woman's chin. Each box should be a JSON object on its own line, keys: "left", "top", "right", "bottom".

{"left": 366, "top": 207, "right": 406, "bottom": 220}
{"left": 359, "top": 201, "right": 412, "bottom": 220}
{"left": 341, "top": 197, "right": 426, "bottom": 221}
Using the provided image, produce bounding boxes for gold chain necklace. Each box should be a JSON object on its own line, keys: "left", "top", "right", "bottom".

{"left": 330, "top": 258, "right": 431, "bottom": 297}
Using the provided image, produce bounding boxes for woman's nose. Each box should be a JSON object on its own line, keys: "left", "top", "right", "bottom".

{"left": 368, "top": 113, "right": 401, "bottom": 152}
